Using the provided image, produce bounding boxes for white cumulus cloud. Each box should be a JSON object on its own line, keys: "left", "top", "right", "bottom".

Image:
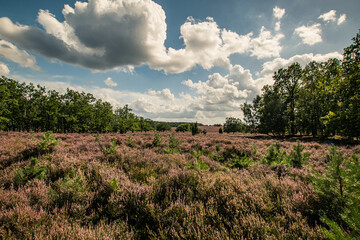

{"left": 0, "top": 0, "right": 286, "bottom": 74}
{"left": 318, "top": 10, "right": 337, "bottom": 22}
{"left": 148, "top": 88, "right": 175, "bottom": 101}
{"left": 294, "top": 23, "right": 322, "bottom": 45}
{"left": 104, "top": 77, "right": 117, "bottom": 87}
{"left": 0, "top": 62, "right": 10, "bottom": 75}
{"left": 250, "top": 27, "right": 284, "bottom": 59}
{"left": 273, "top": 6, "right": 285, "bottom": 20}
{"left": 0, "top": 40, "right": 42, "bottom": 71}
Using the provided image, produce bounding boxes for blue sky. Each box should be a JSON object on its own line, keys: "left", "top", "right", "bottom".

{"left": 0, "top": 0, "right": 359, "bottom": 124}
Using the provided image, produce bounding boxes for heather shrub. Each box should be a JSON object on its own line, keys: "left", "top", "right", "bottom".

{"left": 3, "top": 131, "right": 358, "bottom": 239}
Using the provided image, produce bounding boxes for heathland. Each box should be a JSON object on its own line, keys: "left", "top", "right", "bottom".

{"left": 1, "top": 128, "right": 359, "bottom": 239}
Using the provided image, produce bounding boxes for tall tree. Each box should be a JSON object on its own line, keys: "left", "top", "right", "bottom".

{"left": 257, "top": 85, "right": 287, "bottom": 137}
{"left": 273, "top": 63, "right": 302, "bottom": 136}
{"left": 340, "top": 31, "right": 360, "bottom": 139}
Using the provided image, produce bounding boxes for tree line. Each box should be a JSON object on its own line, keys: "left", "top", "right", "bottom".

{"left": 241, "top": 31, "right": 360, "bottom": 140}
{"left": 0, "top": 77, "right": 163, "bottom": 133}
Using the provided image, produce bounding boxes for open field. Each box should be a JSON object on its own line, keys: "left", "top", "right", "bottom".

{"left": 0, "top": 131, "right": 359, "bottom": 239}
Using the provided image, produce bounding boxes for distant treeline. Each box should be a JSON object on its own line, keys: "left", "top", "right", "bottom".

{"left": 241, "top": 31, "right": 360, "bottom": 140}
{"left": 0, "top": 77, "right": 177, "bottom": 133}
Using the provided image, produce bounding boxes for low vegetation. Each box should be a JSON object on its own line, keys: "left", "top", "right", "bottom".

{"left": 1, "top": 130, "right": 359, "bottom": 239}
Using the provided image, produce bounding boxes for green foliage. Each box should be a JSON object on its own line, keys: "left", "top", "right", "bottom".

{"left": 257, "top": 85, "right": 288, "bottom": 137}
{"left": 202, "top": 129, "right": 207, "bottom": 135}
{"left": 156, "top": 122, "right": 171, "bottom": 132}
{"left": 152, "top": 131, "right": 163, "bottom": 147}
{"left": 313, "top": 146, "right": 346, "bottom": 197}
{"left": 242, "top": 31, "right": 360, "bottom": 139}
{"left": 164, "top": 133, "right": 180, "bottom": 154}
{"left": 14, "top": 157, "right": 47, "bottom": 187}
{"left": 311, "top": 146, "right": 360, "bottom": 238}
{"left": 241, "top": 102, "right": 259, "bottom": 133}
{"left": 223, "top": 117, "right": 246, "bottom": 133}
{"left": 186, "top": 143, "right": 209, "bottom": 171}
{"left": 50, "top": 169, "right": 88, "bottom": 209}
{"left": 126, "top": 135, "right": 136, "bottom": 148}
{"left": 191, "top": 122, "right": 201, "bottom": 136}
{"left": 102, "top": 138, "right": 117, "bottom": 155}
{"left": 321, "top": 205, "right": 360, "bottom": 240}
{"left": 262, "top": 142, "right": 288, "bottom": 166}
{"left": 37, "top": 131, "right": 59, "bottom": 153}
{"left": 0, "top": 77, "right": 152, "bottom": 133}
{"left": 175, "top": 123, "right": 191, "bottom": 132}
{"left": 228, "top": 153, "right": 252, "bottom": 169}
{"left": 219, "top": 127, "right": 223, "bottom": 134}
{"left": 288, "top": 141, "right": 309, "bottom": 168}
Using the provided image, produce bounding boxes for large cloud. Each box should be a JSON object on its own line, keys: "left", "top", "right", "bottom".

{"left": 0, "top": 0, "right": 283, "bottom": 74}
{"left": 0, "top": 40, "right": 42, "bottom": 71}
{"left": 0, "top": 0, "right": 167, "bottom": 71}
{"left": 250, "top": 27, "right": 284, "bottom": 59}
{"left": 148, "top": 17, "right": 254, "bottom": 73}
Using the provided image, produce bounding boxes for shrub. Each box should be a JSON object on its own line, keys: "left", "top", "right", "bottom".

{"left": 164, "top": 133, "right": 180, "bottom": 154}
{"left": 126, "top": 135, "right": 136, "bottom": 147}
{"left": 288, "top": 141, "right": 309, "bottom": 168}
{"left": 102, "top": 138, "right": 117, "bottom": 155}
{"left": 175, "top": 123, "right": 191, "bottom": 132}
{"left": 14, "top": 157, "right": 48, "bottom": 188}
{"left": 37, "top": 131, "right": 59, "bottom": 153}
{"left": 156, "top": 122, "right": 171, "bottom": 132}
{"left": 262, "top": 142, "right": 288, "bottom": 166}
{"left": 186, "top": 143, "right": 209, "bottom": 171}
{"left": 228, "top": 153, "right": 253, "bottom": 169}
{"left": 191, "top": 122, "right": 201, "bottom": 136}
{"left": 219, "top": 128, "right": 223, "bottom": 134}
{"left": 152, "top": 131, "right": 163, "bottom": 147}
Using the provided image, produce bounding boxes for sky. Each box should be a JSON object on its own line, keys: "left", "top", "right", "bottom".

{"left": 0, "top": 0, "right": 359, "bottom": 125}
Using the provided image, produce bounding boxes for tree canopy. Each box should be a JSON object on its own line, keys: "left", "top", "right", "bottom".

{"left": 0, "top": 77, "right": 154, "bottom": 133}
{"left": 242, "top": 31, "right": 360, "bottom": 140}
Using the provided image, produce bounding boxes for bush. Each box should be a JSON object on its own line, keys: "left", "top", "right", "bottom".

{"left": 156, "top": 122, "right": 171, "bottom": 132}
{"left": 152, "top": 131, "right": 163, "bottom": 147}
{"left": 191, "top": 122, "right": 201, "bottom": 136}
{"left": 102, "top": 138, "right": 117, "bottom": 155}
{"left": 288, "top": 141, "right": 309, "bottom": 168}
{"left": 164, "top": 133, "right": 180, "bottom": 154}
{"left": 126, "top": 135, "right": 136, "bottom": 147}
{"left": 14, "top": 157, "right": 48, "bottom": 188}
{"left": 186, "top": 143, "right": 209, "bottom": 171}
{"left": 262, "top": 142, "right": 288, "bottom": 166}
{"left": 175, "top": 123, "right": 191, "bottom": 132}
{"left": 37, "top": 131, "right": 59, "bottom": 153}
